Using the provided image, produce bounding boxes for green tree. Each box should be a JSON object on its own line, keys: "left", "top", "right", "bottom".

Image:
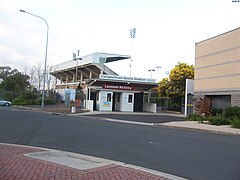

{"left": 158, "top": 78, "right": 170, "bottom": 97}
{"left": 0, "top": 71, "right": 30, "bottom": 99}
{"left": 0, "top": 66, "right": 18, "bottom": 81}
{"left": 158, "top": 62, "right": 194, "bottom": 98}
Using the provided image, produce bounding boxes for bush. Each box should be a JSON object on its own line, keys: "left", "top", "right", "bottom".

{"left": 3, "top": 92, "right": 14, "bottom": 101}
{"left": 231, "top": 119, "right": 240, "bottom": 129}
{"left": 187, "top": 114, "right": 205, "bottom": 122}
{"left": 208, "top": 116, "right": 231, "bottom": 126}
{"left": 19, "top": 91, "right": 38, "bottom": 100}
{"left": 12, "top": 91, "right": 40, "bottom": 105}
{"left": 194, "top": 96, "right": 213, "bottom": 117}
{"left": 26, "top": 99, "right": 37, "bottom": 105}
{"left": 12, "top": 97, "right": 21, "bottom": 105}
{"left": 19, "top": 101, "right": 27, "bottom": 106}
{"left": 45, "top": 98, "right": 55, "bottom": 105}
{"left": 223, "top": 106, "right": 240, "bottom": 118}
{"left": 36, "top": 97, "right": 55, "bottom": 105}
{"left": 12, "top": 97, "right": 25, "bottom": 105}
{"left": 36, "top": 97, "right": 42, "bottom": 105}
{"left": 212, "top": 108, "right": 223, "bottom": 116}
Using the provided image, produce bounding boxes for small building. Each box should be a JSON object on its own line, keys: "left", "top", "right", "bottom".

{"left": 195, "top": 28, "right": 240, "bottom": 110}
{"left": 50, "top": 52, "right": 159, "bottom": 113}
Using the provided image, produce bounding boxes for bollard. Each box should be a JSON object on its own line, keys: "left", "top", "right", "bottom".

{"left": 71, "top": 106, "right": 76, "bottom": 113}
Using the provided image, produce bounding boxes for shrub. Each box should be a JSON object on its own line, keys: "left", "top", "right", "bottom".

{"left": 12, "top": 98, "right": 36, "bottom": 106}
{"left": 12, "top": 91, "right": 40, "bottom": 105}
{"left": 212, "top": 108, "right": 223, "bottom": 116}
{"left": 187, "top": 114, "right": 205, "bottom": 122}
{"left": 26, "top": 99, "right": 37, "bottom": 105}
{"left": 208, "top": 116, "right": 230, "bottom": 126}
{"left": 45, "top": 98, "right": 55, "bottom": 105}
{"left": 194, "top": 96, "right": 213, "bottom": 117}
{"left": 36, "top": 97, "right": 42, "bottom": 105}
{"left": 2, "top": 91, "right": 14, "bottom": 101}
{"left": 231, "top": 119, "right": 240, "bottom": 129}
{"left": 12, "top": 97, "right": 24, "bottom": 105}
{"left": 13, "top": 99, "right": 27, "bottom": 105}
{"left": 19, "top": 91, "right": 38, "bottom": 100}
{"left": 36, "top": 97, "right": 55, "bottom": 105}
{"left": 223, "top": 106, "right": 240, "bottom": 118}
{"left": 19, "top": 101, "right": 27, "bottom": 106}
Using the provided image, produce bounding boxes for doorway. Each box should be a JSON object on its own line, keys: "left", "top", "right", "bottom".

{"left": 113, "top": 92, "right": 121, "bottom": 111}
{"left": 134, "top": 93, "right": 143, "bottom": 112}
{"left": 90, "top": 91, "right": 97, "bottom": 110}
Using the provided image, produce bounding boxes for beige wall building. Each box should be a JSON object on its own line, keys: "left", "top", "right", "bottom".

{"left": 195, "top": 27, "right": 240, "bottom": 109}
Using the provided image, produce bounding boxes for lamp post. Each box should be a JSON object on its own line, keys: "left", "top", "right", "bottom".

{"left": 148, "top": 69, "right": 155, "bottom": 78}
{"left": 147, "top": 68, "right": 155, "bottom": 103}
{"left": 130, "top": 28, "right": 136, "bottom": 77}
{"left": 129, "top": 58, "right": 133, "bottom": 77}
{"left": 20, "top": 9, "right": 49, "bottom": 110}
{"left": 73, "top": 52, "right": 82, "bottom": 84}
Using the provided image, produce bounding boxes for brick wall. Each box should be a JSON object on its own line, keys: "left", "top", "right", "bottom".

{"left": 231, "top": 94, "right": 240, "bottom": 106}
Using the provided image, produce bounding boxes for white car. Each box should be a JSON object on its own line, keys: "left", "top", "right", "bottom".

{"left": 0, "top": 99, "right": 11, "bottom": 106}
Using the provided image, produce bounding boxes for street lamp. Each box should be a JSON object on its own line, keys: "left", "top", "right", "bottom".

{"left": 73, "top": 51, "right": 82, "bottom": 83}
{"left": 20, "top": 9, "right": 49, "bottom": 110}
{"left": 130, "top": 28, "right": 136, "bottom": 77}
{"left": 129, "top": 58, "right": 133, "bottom": 77}
{"left": 74, "top": 57, "right": 82, "bottom": 82}
{"left": 148, "top": 69, "right": 155, "bottom": 78}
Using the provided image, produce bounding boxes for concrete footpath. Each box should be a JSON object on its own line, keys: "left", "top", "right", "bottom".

{"left": 156, "top": 121, "right": 240, "bottom": 136}
{"left": 0, "top": 143, "right": 186, "bottom": 180}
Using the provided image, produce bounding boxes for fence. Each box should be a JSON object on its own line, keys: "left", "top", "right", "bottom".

{"left": 150, "top": 97, "right": 184, "bottom": 113}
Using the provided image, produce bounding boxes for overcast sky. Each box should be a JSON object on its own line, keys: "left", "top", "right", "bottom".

{"left": 1, "top": 0, "right": 240, "bottom": 80}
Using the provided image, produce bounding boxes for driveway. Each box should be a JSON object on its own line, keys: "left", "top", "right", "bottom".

{"left": 79, "top": 112, "right": 186, "bottom": 123}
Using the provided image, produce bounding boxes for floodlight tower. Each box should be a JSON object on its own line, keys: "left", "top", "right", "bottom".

{"left": 130, "top": 28, "right": 136, "bottom": 77}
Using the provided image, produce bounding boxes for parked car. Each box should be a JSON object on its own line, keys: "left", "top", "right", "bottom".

{"left": 0, "top": 99, "right": 12, "bottom": 106}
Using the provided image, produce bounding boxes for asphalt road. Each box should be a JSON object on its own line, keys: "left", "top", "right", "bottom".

{"left": 1, "top": 106, "right": 240, "bottom": 180}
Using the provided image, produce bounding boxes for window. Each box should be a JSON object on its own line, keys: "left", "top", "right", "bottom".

{"left": 107, "top": 93, "right": 111, "bottom": 102}
{"left": 128, "top": 94, "right": 133, "bottom": 103}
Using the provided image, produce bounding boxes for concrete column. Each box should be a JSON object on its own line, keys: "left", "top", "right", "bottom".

{"left": 66, "top": 75, "right": 68, "bottom": 83}
{"left": 88, "top": 88, "right": 91, "bottom": 100}
{"left": 148, "top": 90, "right": 151, "bottom": 103}
{"left": 89, "top": 71, "right": 92, "bottom": 79}
{"left": 86, "top": 87, "right": 89, "bottom": 100}
{"left": 73, "top": 74, "right": 75, "bottom": 82}
{"left": 80, "top": 73, "right": 83, "bottom": 82}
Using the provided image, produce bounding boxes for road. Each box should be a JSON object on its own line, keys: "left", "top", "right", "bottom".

{"left": 1, "top": 107, "right": 240, "bottom": 180}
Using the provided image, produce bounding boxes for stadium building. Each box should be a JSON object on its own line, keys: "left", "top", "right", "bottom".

{"left": 50, "top": 52, "right": 159, "bottom": 112}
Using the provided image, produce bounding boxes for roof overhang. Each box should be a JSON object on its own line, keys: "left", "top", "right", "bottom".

{"left": 104, "top": 54, "right": 130, "bottom": 63}
{"left": 86, "top": 78, "right": 159, "bottom": 91}
{"left": 50, "top": 63, "right": 118, "bottom": 82}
